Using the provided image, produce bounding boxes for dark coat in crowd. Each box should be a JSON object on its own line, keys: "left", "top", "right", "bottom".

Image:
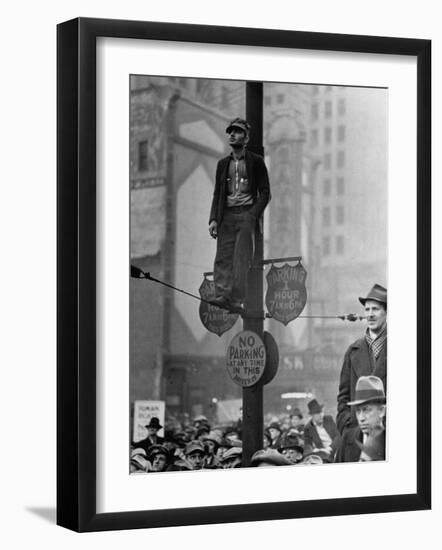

{"left": 303, "top": 415, "right": 340, "bottom": 459}
{"left": 337, "top": 337, "right": 387, "bottom": 434}
{"left": 334, "top": 426, "right": 363, "bottom": 463}
{"left": 133, "top": 434, "right": 165, "bottom": 454}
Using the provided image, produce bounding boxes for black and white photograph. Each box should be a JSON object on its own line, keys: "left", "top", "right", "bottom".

{"left": 129, "top": 75, "right": 388, "bottom": 473}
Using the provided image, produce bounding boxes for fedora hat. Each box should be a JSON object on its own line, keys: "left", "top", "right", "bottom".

{"left": 225, "top": 117, "right": 251, "bottom": 135}
{"left": 348, "top": 376, "right": 386, "bottom": 406}
{"left": 307, "top": 399, "right": 323, "bottom": 415}
{"left": 358, "top": 284, "right": 387, "bottom": 307}
{"left": 145, "top": 417, "right": 162, "bottom": 430}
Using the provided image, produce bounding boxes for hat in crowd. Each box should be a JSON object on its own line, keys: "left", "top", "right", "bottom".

{"left": 220, "top": 446, "right": 243, "bottom": 463}
{"left": 225, "top": 117, "right": 251, "bottom": 135}
{"left": 348, "top": 376, "right": 386, "bottom": 406}
{"left": 357, "top": 429, "right": 386, "bottom": 461}
{"left": 145, "top": 417, "right": 162, "bottom": 430}
{"left": 279, "top": 436, "right": 303, "bottom": 455}
{"left": 268, "top": 421, "right": 281, "bottom": 432}
{"left": 358, "top": 283, "right": 387, "bottom": 307}
{"left": 290, "top": 408, "right": 303, "bottom": 419}
{"left": 195, "top": 425, "right": 210, "bottom": 438}
{"left": 301, "top": 452, "right": 326, "bottom": 465}
{"left": 147, "top": 444, "right": 168, "bottom": 460}
{"left": 184, "top": 440, "right": 205, "bottom": 456}
{"left": 172, "top": 431, "right": 188, "bottom": 446}
{"left": 203, "top": 431, "right": 222, "bottom": 446}
{"left": 130, "top": 448, "right": 149, "bottom": 471}
{"left": 251, "top": 449, "right": 292, "bottom": 467}
{"left": 307, "top": 399, "right": 323, "bottom": 415}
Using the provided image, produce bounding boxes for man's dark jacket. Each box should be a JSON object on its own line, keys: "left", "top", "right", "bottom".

{"left": 336, "top": 337, "right": 387, "bottom": 434}
{"left": 303, "top": 415, "right": 340, "bottom": 459}
{"left": 209, "top": 150, "right": 271, "bottom": 226}
{"left": 334, "top": 426, "right": 363, "bottom": 463}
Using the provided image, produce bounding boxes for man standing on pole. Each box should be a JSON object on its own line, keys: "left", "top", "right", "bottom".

{"left": 209, "top": 117, "right": 271, "bottom": 310}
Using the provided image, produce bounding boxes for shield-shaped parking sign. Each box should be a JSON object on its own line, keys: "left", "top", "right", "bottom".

{"left": 265, "top": 262, "right": 307, "bottom": 325}
{"left": 199, "top": 277, "right": 239, "bottom": 336}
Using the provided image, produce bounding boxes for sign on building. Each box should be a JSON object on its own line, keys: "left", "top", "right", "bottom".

{"left": 265, "top": 262, "right": 307, "bottom": 325}
{"left": 199, "top": 276, "right": 239, "bottom": 336}
{"left": 226, "top": 330, "right": 266, "bottom": 387}
{"left": 132, "top": 400, "right": 165, "bottom": 443}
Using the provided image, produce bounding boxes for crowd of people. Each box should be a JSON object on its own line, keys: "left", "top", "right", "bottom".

{"left": 131, "top": 283, "right": 387, "bottom": 474}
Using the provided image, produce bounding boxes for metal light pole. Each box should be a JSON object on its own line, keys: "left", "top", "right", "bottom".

{"left": 242, "top": 82, "right": 264, "bottom": 466}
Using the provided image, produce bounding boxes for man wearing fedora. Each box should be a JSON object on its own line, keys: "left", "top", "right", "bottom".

{"left": 209, "top": 117, "right": 271, "bottom": 310}
{"left": 337, "top": 283, "right": 387, "bottom": 434}
{"left": 135, "top": 417, "right": 164, "bottom": 453}
{"left": 303, "top": 399, "right": 340, "bottom": 461}
{"left": 335, "top": 375, "right": 386, "bottom": 462}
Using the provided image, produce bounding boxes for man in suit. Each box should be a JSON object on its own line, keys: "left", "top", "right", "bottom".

{"left": 134, "top": 417, "right": 164, "bottom": 453}
{"left": 303, "top": 399, "right": 340, "bottom": 462}
{"left": 335, "top": 375, "right": 386, "bottom": 463}
{"left": 209, "top": 117, "right": 271, "bottom": 309}
{"left": 336, "top": 284, "right": 387, "bottom": 434}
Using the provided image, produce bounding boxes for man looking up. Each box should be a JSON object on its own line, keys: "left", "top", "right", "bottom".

{"left": 209, "top": 117, "right": 271, "bottom": 310}
{"left": 337, "top": 284, "right": 387, "bottom": 434}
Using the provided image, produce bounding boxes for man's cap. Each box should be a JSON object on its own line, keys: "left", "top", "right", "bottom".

{"left": 307, "top": 399, "right": 323, "bottom": 415}
{"left": 202, "top": 430, "right": 222, "bottom": 446}
{"left": 359, "top": 284, "right": 387, "bottom": 307}
{"left": 268, "top": 421, "right": 281, "bottom": 432}
{"left": 193, "top": 414, "right": 208, "bottom": 423}
{"left": 226, "top": 117, "right": 251, "bottom": 135}
{"left": 348, "top": 376, "right": 386, "bottom": 406}
{"left": 147, "top": 444, "right": 168, "bottom": 460}
{"left": 220, "top": 446, "right": 243, "bottom": 462}
{"left": 251, "top": 449, "right": 292, "bottom": 466}
{"left": 145, "top": 417, "right": 162, "bottom": 430}
{"left": 184, "top": 440, "right": 205, "bottom": 456}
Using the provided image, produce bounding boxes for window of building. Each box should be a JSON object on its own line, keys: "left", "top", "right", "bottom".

{"left": 326, "top": 86, "right": 332, "bottom": 92}
{"left": 323, "top": 178, "right": 331, "bottom": 196}
{"left": 336, "top": 205, "right": 345, "bottom": 225}
{"left": 322, "top": 207, "right": 331, "bottom": 226}
{"left": 325, "top": 101, "right": 332, "bottom": 118}
{"left": 265, "top": 95, "right": 271, "bottom": 106}
{"left": 311, "top": 103, "right": 319, "bottom": 121}
{"left": 138, "top": 140, "right": 148, "bottom": 171}
{"left": 338, "top": 125, "right": 346, "bottom": 141}
{"left": 337, "top": 177, "right": 345, "bottom": 195}
{"left": 311, "top": 129, "right": 318, "bottom": 147}
{"left": 278, "top": 147, "right": 289, "bottom": 162}
{"left": 338, "top": 98, "right": 346, "bottom": 116}
{"left": 323, "top": 236, "right": 330, "bottom": 255}
{"left": 336, "top": 235, "right": 345, "bottom": 254}
{"left": 324, "top": 127, "right": 332, "bottom": 144}
{"left": 324, "top": 153, "right": 331, "bottom": 170}
{"left": 312, "top": 85, "right": 319, "bottom": 95}
{"left": 277, "top": 93, "right": 285, "bottom": 104}
{"left": 337, "top": 150, "right": 345, "bottom": 168}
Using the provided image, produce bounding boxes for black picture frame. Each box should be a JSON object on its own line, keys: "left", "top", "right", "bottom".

{"left": 57, "top": 17, "right": 431, "bottom": 532}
